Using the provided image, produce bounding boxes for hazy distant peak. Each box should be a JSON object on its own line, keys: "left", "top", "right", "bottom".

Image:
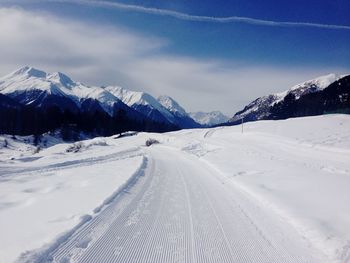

{"left": 189, "top": 111, "right": 229, "bottom": 126}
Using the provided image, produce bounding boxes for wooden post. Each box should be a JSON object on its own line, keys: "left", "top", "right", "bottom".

{"left": 241, "top": 118, "right": 244, "bottom": 134}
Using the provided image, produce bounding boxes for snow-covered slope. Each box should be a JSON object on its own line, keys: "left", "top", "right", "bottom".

{"left": 1, "top": 115, "right": 349, "bottom": 263}
{"left": 157, "top": 95, "right": 200, "bottom": 128}
{"left": 189, "top": 111, "right": 229, "bottom": 126}
{"left": 276, "top": 73, "right": 342, "bottom": 101}
{"left": 0, "top": 66, "right": 129, "bottom": 115}
{"left": 231, "top": 73, "right": 344, "bottom": 123}
{"left": 0, "top": 134, "right": 145, "bottom": 263}
{"left": 170, "top": 114, "right": 350, "bottom": 263}
{"left": 157, "top": 95, "right": 187, "bottom": 117}
{"left": 104, "top": 86, "right": 176, "bottom": 124}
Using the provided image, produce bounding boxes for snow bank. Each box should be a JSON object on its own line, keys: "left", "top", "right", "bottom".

{"left": 0, "top": 136, "right": 145, "bottom": 263}
{"left": 65, "top": 137, "right": 108, "bottom": 153}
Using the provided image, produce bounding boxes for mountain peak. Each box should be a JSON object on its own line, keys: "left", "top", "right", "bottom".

{"left": 157, "top": 95, "right": 187, "bottom": 117}
{"left": 189, "top": 111, "right": 229, "bottom": 126}
{"left": 47, "top": 72, "right": 74, "bottom": 86}
{"left": 105, "top": 86, "right": 176, "bottom": 121}
{"left": 281, "top": 73, "right": 341, "bottom": 98}
{"left": 12, "top": 66, "right": 47, "bottom": 78}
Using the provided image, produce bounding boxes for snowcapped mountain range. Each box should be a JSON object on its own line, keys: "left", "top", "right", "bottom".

{"left": 2, "top": 66, "right": 347, "bottom": 137}
{"left": 189, "top": 111, "right": 229, "bottom": 126}
{"left": 0, "top": 67, "right": 201, "bottom": 132}
{"left": 157, "top": 95, "right": 201, "bottom": 128}
{"left": 230, "top": 73, "right": 350, "bottom": 123}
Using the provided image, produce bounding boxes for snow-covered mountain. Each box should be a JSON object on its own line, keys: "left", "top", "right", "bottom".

{"left": 157, "top": 95, "right": 200, "bottom": 128}
{"left": 0, "top": 67, "right": 201, "bottom": 137}
{"left": 104, "top": 86, "right": 177, "bottom": 125}
{"left": 189, "top": 111, "right": 229, "bottom": 126}
{"left": 102, "top": 89, "right": 200, "bottom": 128}
{"left": 230, "top": 73, "right": 349, "bottom": 123}
{"left": 0, "top": 66, "right": 127, "bottom": 115}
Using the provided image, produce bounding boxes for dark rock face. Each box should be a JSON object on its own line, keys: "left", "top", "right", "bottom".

{"left": 231, "top": 95, "right": 277, "bottom": 123}
{"left": 173, "top": 115, "right": 202, "bottom": 129}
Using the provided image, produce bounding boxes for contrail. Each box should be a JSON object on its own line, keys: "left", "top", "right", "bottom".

{"left": 6, "top": 0, "right": 350, "bottom": 30}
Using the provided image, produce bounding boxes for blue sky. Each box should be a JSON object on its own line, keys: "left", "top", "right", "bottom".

{"left": 0, "top": 0, "right": 349, "bottom": 114}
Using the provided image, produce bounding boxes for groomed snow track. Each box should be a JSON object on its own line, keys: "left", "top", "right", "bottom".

{"left": 46, "top": 146, "right": 321, "bottom": 263}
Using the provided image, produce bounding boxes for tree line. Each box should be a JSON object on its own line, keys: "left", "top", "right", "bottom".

{"left": 0, "top": 103, "right": 178, "bottom": 141}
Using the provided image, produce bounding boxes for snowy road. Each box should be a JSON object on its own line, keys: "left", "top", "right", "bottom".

{"left": 49, "top": 145, "right": 322, "bottom": 263}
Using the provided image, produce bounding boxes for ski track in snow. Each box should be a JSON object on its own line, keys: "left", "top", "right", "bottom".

{"left": 44, "top": 146, "right": 322, "bottom": 263}
{"left": 3, "top": 115, "right": 349, "bottom": 263}
{"left": 0, "top": 147, "right": 141, "bottom": 178}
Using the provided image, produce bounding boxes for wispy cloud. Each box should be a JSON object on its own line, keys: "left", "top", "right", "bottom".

{"left": 0, "top": 7, "right": 348, "bottom": 115}
{"left": 12, "top": 0, "right": 350, "bottom": 30}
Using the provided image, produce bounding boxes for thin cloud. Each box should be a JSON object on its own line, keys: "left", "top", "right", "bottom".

{"left": 17, "top": 0, "right": 350, "bottom": 30}
{"left": 0, "top": 7, "right": 348, "bottom": 115}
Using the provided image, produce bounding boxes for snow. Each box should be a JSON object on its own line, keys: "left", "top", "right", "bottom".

{"left": 105, "top": 86, "right": 150, "bottom": 107}
{"left": 0, "top": 67, "right": 87, "bottom": 106}
{"left": 46, "top": 72, "right": 74, "bottom": 87}
{"left": 169, "top": 114, "right": 350, "bottom": 262}
{"left": 0, "top": 67, "right": 127, "bottom": 115}
{"left": 0, "top": 135, "right": 145, "bottom": 263}
{"left": 274, "top": 73, "right": 342, "bottom": 103}
{"left": 1, "top": 114, "right": 350, "bottom": 262}
{"left": 189, "top": 111, "right": 229, "bottom": 126}
{"left": 157, "top": 95, "right": 187, "bottom": 117}
{"left": 105, "top": 86, "right": 176, "bottom": 122}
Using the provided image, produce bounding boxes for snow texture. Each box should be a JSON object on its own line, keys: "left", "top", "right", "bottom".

{"left": 1, "top": 114, "right": 350, "bottom": 263}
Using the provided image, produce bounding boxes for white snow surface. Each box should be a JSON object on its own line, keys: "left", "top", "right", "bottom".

{"left": 189, "top": 111, "right": 229, "bottom": 126}
{"left": 0, "top": 135, "right": 145, "bottom": 263}
{"left": 1, "top": 114, "right": 350, "bottom": 263}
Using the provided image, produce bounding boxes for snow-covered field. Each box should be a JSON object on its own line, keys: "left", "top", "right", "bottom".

{"left": 0, "top": 114, "right": 349, "bottom": 263}
{"left": 0, "top": 135, "right": 145, "bottom": 262}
